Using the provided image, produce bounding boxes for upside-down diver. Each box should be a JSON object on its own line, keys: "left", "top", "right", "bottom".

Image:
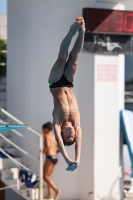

{"left": 48, "top": 17, "right": 85, "bottom": 172}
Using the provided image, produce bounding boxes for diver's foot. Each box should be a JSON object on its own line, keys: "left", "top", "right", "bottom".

{"left": 76, "top": 17, "right": 85, "bottom": 33}
{"left": 70, "top": 19, "right": 82, "bottom": 35}
{"left": 54, "top": 189, "right": 61, "bottom": 200}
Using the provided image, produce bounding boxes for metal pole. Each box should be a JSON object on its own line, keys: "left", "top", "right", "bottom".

{"left": 17, "top": 179, "right": 20, "bottom": 190}
{"left": 39, "top": 135, "right": 43, "bottom": 200}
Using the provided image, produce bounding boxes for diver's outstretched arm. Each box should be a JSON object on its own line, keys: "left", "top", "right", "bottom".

{"left": 75, "top": 124, "right": 82, "bottom": 164}
{"left": 53, "top": 123, "right": 74, "bottom": 165}
{"left": 65, "top": 116, "right": 82, "bottom": 172}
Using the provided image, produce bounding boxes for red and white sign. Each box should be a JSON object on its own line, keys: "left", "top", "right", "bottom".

{"left": 97, "top": 64, "right": 117, "bottom": 82}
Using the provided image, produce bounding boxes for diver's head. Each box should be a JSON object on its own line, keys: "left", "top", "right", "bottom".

{"left": 61, "top": 122, "right": 75, "bottom": 146}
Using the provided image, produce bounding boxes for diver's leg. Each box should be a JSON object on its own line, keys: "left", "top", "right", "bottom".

{"left": 64, "top": 17, "right": 85, "bottom": 82}
{"left": 48, "top": 20, "right": 82, "bottom": 83}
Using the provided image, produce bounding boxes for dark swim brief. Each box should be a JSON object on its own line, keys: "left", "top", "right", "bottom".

{"left": 49, "top": 75, "right": 74, "bottom": 88}
{"left": 46, "top": 155, "right": 58, "bottom": 164}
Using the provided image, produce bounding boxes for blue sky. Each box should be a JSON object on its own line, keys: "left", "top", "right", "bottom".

{"left": 0, "top": 0, "right": 7, "bottom": 13}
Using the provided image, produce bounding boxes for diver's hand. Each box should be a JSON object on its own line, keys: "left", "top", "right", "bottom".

{"left": 66, "top": 162, "right": 79, "bottom": 172}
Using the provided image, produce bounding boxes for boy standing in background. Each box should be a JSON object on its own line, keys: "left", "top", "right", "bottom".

{"left": 42, "top": 122, "right": 61, "bottom": 200}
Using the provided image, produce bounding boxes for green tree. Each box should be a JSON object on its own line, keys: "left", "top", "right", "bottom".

{"left": 0, "top": 38, "right": 7, "bottom": 76}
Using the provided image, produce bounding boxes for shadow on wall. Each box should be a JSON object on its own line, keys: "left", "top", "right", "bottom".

{"left": 88, "top": 175, "right": 121, "bottom": 200}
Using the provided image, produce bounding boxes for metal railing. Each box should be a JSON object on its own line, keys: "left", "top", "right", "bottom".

{"left": 0, "top": 107, "right": 43, "bottom": 200}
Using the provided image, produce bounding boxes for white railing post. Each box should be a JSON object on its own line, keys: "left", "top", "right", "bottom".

{"left": 17, "top": 179, "right": 20, "bottom": 190}
{"left": 39, "top": 135, "right": 43, "bottom": 200}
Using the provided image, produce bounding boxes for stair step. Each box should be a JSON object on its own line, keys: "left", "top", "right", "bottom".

{"left": 3, "top": 147, "right": 16, "bottom": 156}
{"left": 2, "top": 179, "right": 25, "bottom": 190}
{"left": 0, "top": 158, "right": 22, "bottom": 169}
{"left": 19, "top": 188, "right": 46, "bottom": 200}
{"left": 2, "top": 179, "right": 31, "bottom": 200}
{"left": 1, "top": 167, "right": 19, "bottom": 180}
{"left": 19, "top": 188, "right": 39, "bottom": 200}
{"left": 0, "top": 137, "right": 12, "bottom": 148}
{"left": 2, "top": 178, "right": 46, "bottom": 200}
